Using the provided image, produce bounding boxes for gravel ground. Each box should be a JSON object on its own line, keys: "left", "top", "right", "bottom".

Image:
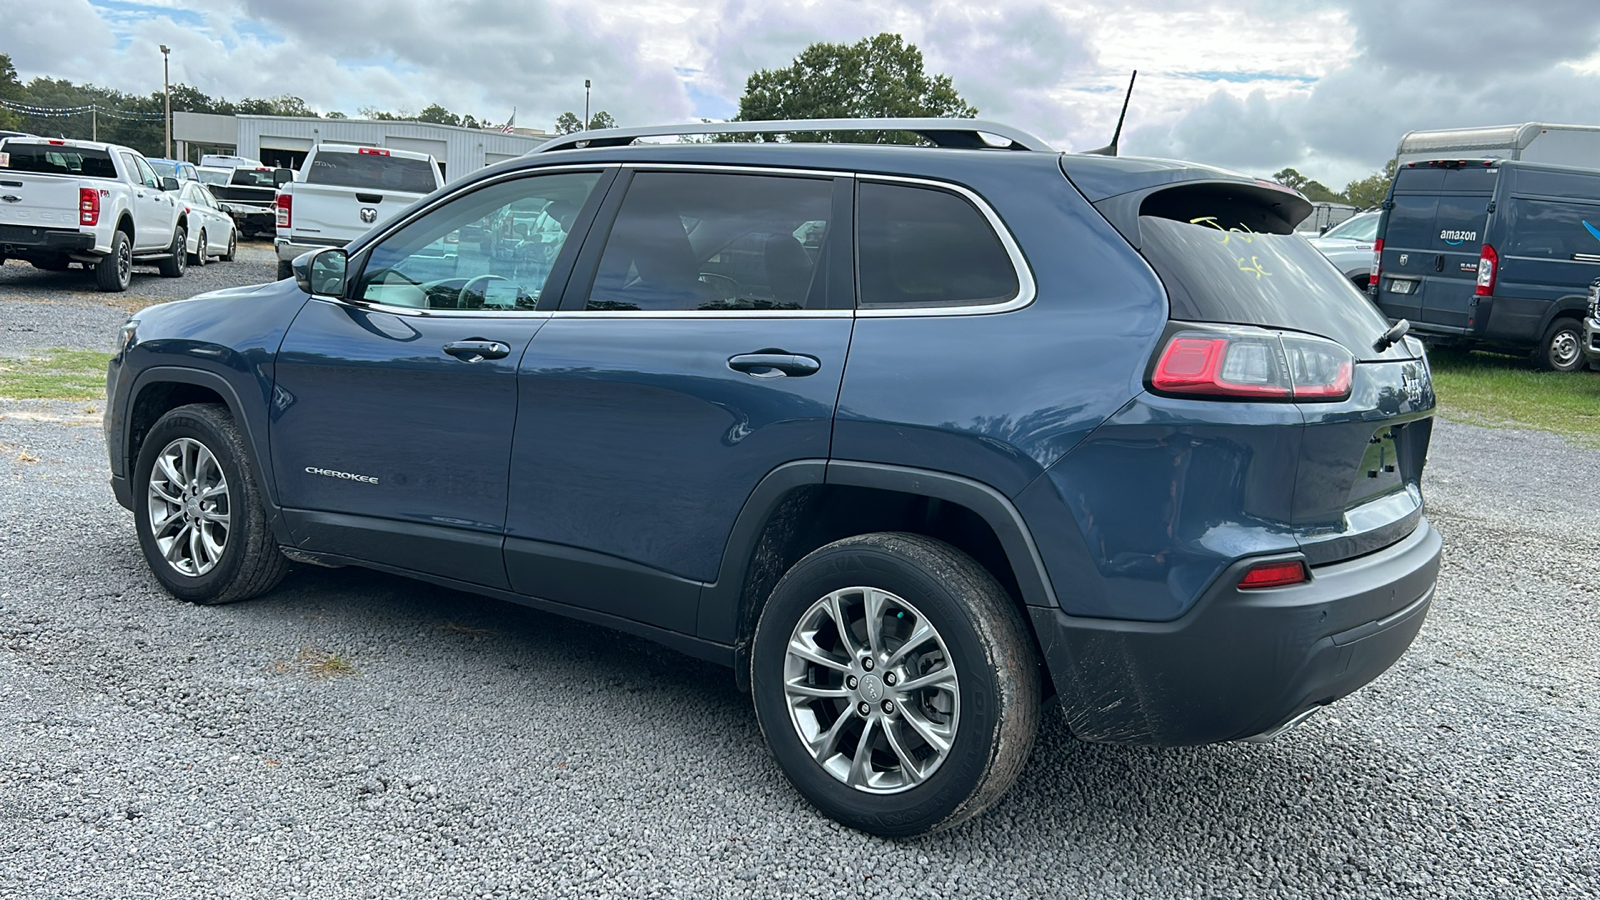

{"left": 0, "top": 279, "right": 1596, "bottom": 898}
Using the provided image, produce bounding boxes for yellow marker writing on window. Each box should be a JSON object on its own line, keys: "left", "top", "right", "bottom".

{"left": 1238, "top": 255, "right": 1271, "bottom": 279}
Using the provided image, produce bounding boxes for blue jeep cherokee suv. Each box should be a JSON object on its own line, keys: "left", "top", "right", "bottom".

{"left": 104, "top": 119, "right": 1442, "bottom": 837}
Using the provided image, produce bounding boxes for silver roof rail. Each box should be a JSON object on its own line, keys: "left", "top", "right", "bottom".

{"left": 533, "top": 118, "right": 1054, "bottom": 154}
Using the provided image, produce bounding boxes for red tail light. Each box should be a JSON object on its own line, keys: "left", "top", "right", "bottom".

{"left": 1151, "top": 328, "right": 1353, "bottom": 402}
{"left": 1368, "top": 238, "right": 1383, "bottom": 289}
{"left": 79, "top": 187, "right": 100, "bottom": 226}
{"left": 1475, "top": 243, "right": 1497, "bottom": 296}
{"left": 358, "top": 147, "right": 391, "bottom": 156}
{"left": 275, "top": 192, "right": 291, "bottom": 229}
{"left": 1238, "top": 560, "right": 1308, "bottom": 589}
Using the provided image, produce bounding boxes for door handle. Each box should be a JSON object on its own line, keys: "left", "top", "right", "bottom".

{"left": 443, "top": 339, "right": 511, "bottom": 362}
{"left": 728, "top": 351, "right": 821, "bottom": 378}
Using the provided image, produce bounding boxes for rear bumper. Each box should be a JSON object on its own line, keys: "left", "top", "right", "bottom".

{"left": 1030, "top": 516, "right": 1441, "bottom": 745}
{"left": 0, "top": 225, "right": 96, "bottom": 255}
{"left": 275, "top": 236, "right": 347, "bottom": 263}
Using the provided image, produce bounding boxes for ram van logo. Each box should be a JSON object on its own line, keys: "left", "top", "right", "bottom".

{"left": 359, "top": 208, "right": 377, "bottom": 224}
{"left": 1439, "top": 229, "right": 1477, "bottom": 245}
{"left": 305, "top": 466, "right": 379, "bottom": 485}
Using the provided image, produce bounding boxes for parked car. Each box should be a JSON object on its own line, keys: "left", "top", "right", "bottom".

{"left": 1582, "top": 277, "right": 1600, "bottom": 369}
{"left": 1308, "top": 210, "right": 1380, "bottom": 291}
{"left": 176, "top": 181, "right": 237, "bottom": 265}
{"left": 273, "top": 143, "right": 444, "bottom": 280}
{"left": 148, "top": 158, "right": 200, "bottom": 185}
{"left": 1372, "top": 158, "right": 1600, "bottom": 371}
{"left": 207, "top": 164, "right": 293, "bottom": 239}
{"left": 104, "top": 118, "right": 1441, "bottom": 838}
{"left": 0, "top": 136, "right": 190, "bottom": 290}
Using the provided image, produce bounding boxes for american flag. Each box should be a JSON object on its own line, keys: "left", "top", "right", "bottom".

{"left": 500, "top": 108, "right": 516, "bottom": 134}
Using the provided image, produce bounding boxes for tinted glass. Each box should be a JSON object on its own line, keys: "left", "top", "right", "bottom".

{"left": 133, "top": 156, "right": 160, "bottom": 188}
{"left": 1432, "top": 195, "right": 1490, "bottom": 249}
{"left": 307, "top": 151, "right": 438, "bottom": 193}
{"left": 857, "top": 182, "right": 1018, "bottom": 308}
{"left": 197, "top": 169, "right": 229, "bottom": 185}
{"left": 585, "top": 172, "right": 833, "bottom": 312}
{"left": 1382, "top": 195, "right": 1439, "bottom": 249}
{"left": 0, "top": 142, "right": 117, "bottom": 179}
{"left": 1506, "top": 198, "right": 1600, "bottom": 259}
{"left": 230, "top": 169, "right": 279, "bottom": 188}
{"left": 1321, "top": 212, "right": 1378, "bottom": 241}
{"left": 356, "top": 171, "right": 602, "bottom": 311}
{"left": 149, "top": 160, "right": 177, "bottom": 180}
{"left": 1139, "top": 215, "right": 1403, "bottom": 360}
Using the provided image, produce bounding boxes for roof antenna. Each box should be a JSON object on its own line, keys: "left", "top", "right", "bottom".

{"left": 1084, "top": 70, "right": 1137, "bottom": 157}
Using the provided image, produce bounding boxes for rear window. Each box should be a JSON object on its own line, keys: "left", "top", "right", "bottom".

{"left": 1137, "top": 186, "right": 1402, "bottom": 360}
{"left": 1505, "top": 198, "right": 1600, "bottom": 260}
{"left": 307, "top": 151, "right": 438, "bottom": 193}
{"left": 230, "top": 169, "right": 279, "bottom": 188}
{"left": 0, "top": 142, "right": 117, "bottom": 179}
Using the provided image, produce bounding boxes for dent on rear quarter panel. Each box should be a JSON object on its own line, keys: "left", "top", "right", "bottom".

{"left": 831, "top": 159, "right": 1169, "bottom": 499}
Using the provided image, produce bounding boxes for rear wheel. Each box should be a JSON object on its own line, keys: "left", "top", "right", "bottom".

{"left": 750, "top": 532, "right": 1040, "bottom": 837}
{"left": 1535, "top": 318, "right": 1585, "bottom": 372}
{"left": 94, "top": 231, "right": 132, "bottom": 292}
{"left": 157, "top": 226, "right": 187, "bottom": 278}
{"left": 190, "top": 228, "right": 208, "bottom": 266}
{"left": 132, "top": 403, "right": 288, "bottom": 604}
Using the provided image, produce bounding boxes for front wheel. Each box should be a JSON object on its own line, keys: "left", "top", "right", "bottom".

{"left": 132, "top": 403, "right": 288, "bottom": 604}
{"left": 1535, "top": 318, "right": 1585, "bottom": 372}
{"left": 750, "top": 533, "right": 1040, "bottom": 837}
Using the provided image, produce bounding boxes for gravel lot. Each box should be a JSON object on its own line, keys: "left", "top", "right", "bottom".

{"left": 1, "top": 259, "right": 1596, "bottom": 899}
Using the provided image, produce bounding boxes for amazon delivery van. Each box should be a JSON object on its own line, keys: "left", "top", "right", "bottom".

{"left": 1371, "top": 158, "right": 1600, "bottom": 371}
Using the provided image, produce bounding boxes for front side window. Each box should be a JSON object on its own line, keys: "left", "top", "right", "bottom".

{"left": 354, "top": 171, "right": 603, "bottom": 311}
{"left": 857, "top": 181, "right": 1019, "bottom": 309}
{"left": 583, "top": 171, "right": 834, "bottom": 312}
{"left": 133, "top": 156, "right": 160, "bottom": 189}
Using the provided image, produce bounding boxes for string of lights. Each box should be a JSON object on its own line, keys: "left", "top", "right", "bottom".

{"left": 0, "top": 98, "right": 167, "bottom": 121}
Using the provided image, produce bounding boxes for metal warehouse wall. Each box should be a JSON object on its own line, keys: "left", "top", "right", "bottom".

{"left": 234, "top": 115, "right": 549, "bottom": 181}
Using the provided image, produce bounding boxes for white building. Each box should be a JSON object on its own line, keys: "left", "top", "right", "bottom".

{"left": 173, "top": 112, "right": 550, "bottom": 181}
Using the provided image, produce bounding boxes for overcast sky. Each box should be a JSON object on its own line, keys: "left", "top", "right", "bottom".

{"left": 5, "top": 0, "right": 1599, "bottom": 187}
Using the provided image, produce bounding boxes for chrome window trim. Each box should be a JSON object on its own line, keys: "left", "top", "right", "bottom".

{"left": 852, "top": 173, "right": 1037, "bottom": 318}
{"left": 313, "top": 295, "right": 554, "bottom": 320}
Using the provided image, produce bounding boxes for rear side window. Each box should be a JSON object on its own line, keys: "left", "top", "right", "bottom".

{"left": 857, "top": 182, "right": 1018, "bottom": 309}
{"left": 307, "top": 151, "right": 438, "bottom": 193}
{"left": 0, "top": 143, "right": 117, "bottom": 179}
{"left": 1136, "top": 184, "right": 1400, "bottom": 360}
{"left": 1505, "top": 198, "right": 1600, "bottom": 260}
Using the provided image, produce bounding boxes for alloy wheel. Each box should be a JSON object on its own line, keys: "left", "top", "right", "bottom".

{"left": 782, "top": 586, "right": 961, "bottom": 794}
{"left": 145, "top": 437, "right": 231, "bottom": 576}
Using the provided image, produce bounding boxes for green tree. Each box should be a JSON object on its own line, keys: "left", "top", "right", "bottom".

{"left": 732, "top": 33, "right": 976, "bottom": 143}
{"left": 0, "top": 54, "right": 22, "bottom": 130}
{"left": 587, "top": 110, "right": 616, "bottom": 130}
{"left": 416, "top": 103, "right": 461, "bottom": 126}
{"left": 555, "top": 111, "right": 616, "bottom": 134}
{"left": 1343, "top": 158, "right": 1397, "bottom": 210}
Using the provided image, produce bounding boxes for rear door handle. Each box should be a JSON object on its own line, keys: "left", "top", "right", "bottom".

{"left": 728, "top": 351, "right": 821, "bottom": 378}
{"left": 443, "top": 339, "right": 511, "bottom": 362}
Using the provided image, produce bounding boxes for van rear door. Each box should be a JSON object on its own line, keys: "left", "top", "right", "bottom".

{"left": 1376, "top": 163, "right": 1495, "bottom": 333}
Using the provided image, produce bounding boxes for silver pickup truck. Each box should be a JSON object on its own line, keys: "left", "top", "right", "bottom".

{"left": 273, "top": 144, "right": 443, "bottom": 280}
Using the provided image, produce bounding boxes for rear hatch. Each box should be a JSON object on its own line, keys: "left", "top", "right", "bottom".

{"left": 1375, "top": 162, "right": 1496, "bottom": 332}
{"left": 290, "top": 148, "right": 439, "bottom": 244}
{"left": 0, "top": 140, "right": 115, "bottom": 233}
{"left": 1125, "top": 180, "right": 1434, "bottom": 565}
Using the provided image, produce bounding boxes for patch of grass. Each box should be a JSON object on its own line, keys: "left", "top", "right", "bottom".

{"left": 1428, "top": 347, "right": 1600, "bottom": 443}
{"left": 0, "top": 348, "right": 113, "bottom": 400}
{"left": 272, "top": 646, "right": 359, "bottom": 679}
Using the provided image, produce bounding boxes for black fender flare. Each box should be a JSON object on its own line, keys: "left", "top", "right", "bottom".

{"left": 699, "top": 459, "right": 1060, "bottom": 674}
{"left": 1535, "top": 295, "right": 1590, "bottom": 338}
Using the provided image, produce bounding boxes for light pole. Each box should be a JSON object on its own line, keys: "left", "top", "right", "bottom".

{"left": 160, "top": 44, "right": 171, "bottom": 159}
{"left": 584, "top": 79, "right": 591, "bottom": 129}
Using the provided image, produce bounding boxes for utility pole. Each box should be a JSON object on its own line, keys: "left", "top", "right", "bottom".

{"left": 584, "top": 79, "right": 591, "bottom": 129}
{"left": 91, "top": 105, "right": 97, "bottom": 141}
{"left": 160, "top": 44, "right": 171, "bottom": 158}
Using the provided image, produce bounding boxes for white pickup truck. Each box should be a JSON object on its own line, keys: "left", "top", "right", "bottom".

{"left": 0, "top": 137, "right": 190, "bottom": 291}
{"left": 273, "top": 144, "right": 444, "bottom": 280}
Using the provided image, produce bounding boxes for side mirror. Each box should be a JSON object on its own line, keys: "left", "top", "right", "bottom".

{"left": 273, "top": 167, "right": 294, "bottom": 187}
{"left": 293, "top": 247, "right": 347, "bottom": 297}
{"left": 160, "top": 176, "right": 180, "bottom": 192}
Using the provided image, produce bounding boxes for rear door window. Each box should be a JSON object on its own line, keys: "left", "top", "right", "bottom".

{"left": 1383, "top": 195, "right": 1441, "bottom": 249}
{"left": 307, "top": 151, "right": 438, "bottom": 193}
{"left": 857, "top": 181, "right": 1019, "bottom": 309}
{"left": 1432, "top": 194, "right": 1490, "bottom": 249}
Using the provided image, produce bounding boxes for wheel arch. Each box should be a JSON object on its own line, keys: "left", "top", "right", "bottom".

{"left": 1536, "top": 295, "right": 1589, "bottom": 335}
{"left": 704, "top": 461, "right": 1058, "bottom": 691}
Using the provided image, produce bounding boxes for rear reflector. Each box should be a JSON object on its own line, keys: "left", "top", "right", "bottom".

{"left": 1475, "top": 243, "right": 1497, "bottom": 296}
{"left": 1238, "top": 560, "right": 1308, "bottom": 589}
{"left": 358, "top": 147, "right": 391, "bottom": 156}
{"left": 1150, "top": 327, "right": 1353, "bottom": 402}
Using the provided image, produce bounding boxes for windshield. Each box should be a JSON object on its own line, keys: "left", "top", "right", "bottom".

{"left": 307, "top": 151, "right": 438, "bottom": 193}
{"left": 1321, "top": 212, "right": 1378, "bottom": 241}
{"left": 0, "top": 142, "right": 117, "bottom": 179}
{"left": 1139, "top": 215, "right": 1408, "bottom": 360}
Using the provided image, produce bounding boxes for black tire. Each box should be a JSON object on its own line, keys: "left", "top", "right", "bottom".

{"left": 95, "top": 230, "right": 133, "bottom": 292}
{"left": 132, "top": 403, "right": 288, "bottom": 605}
{"left": 221, "top": 228, "right": 237, "bottom": 262}
{"left": 750, "top": 532, "right": 1040, "bottom": 837}
{"left": 190, "top": 228, "right": 207, "bottom": 267}
{"left": 276, "top": 259, "right": 294, "bottom": 281}
{"left": 1534, "top": 318, "right": 1585, "bottom": 372}
{"left": 157, "top": 225, "right": 187, "bottom": 277}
